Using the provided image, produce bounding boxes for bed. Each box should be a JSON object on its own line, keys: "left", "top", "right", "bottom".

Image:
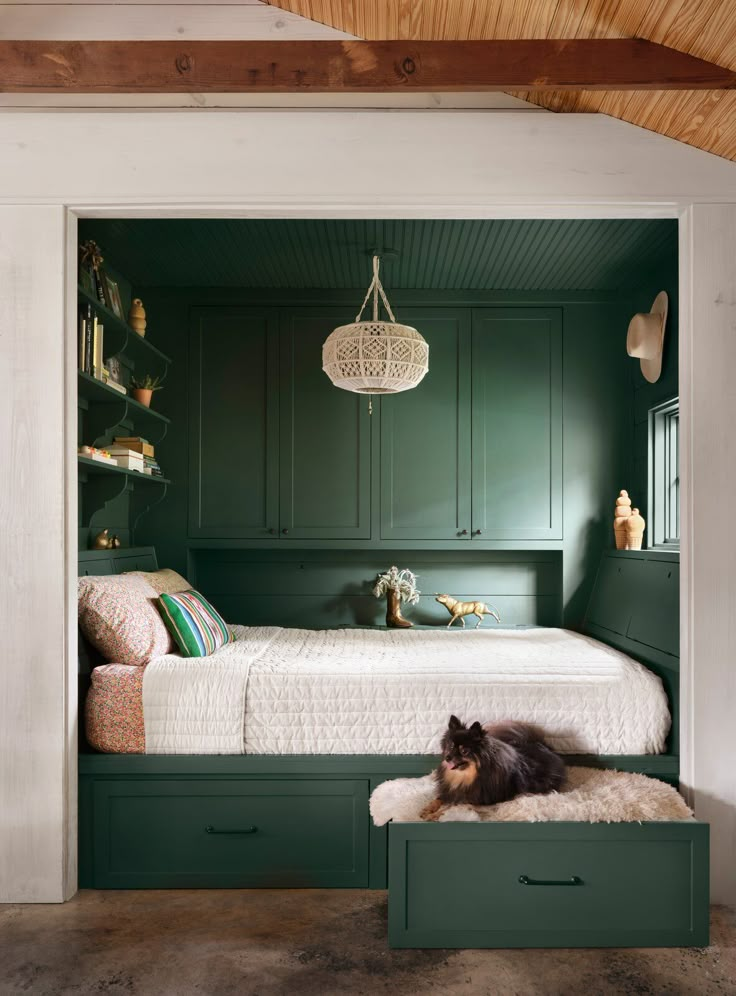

{"left": 78, "top": 545, "right": 681, "bottom": 891}
{"left": 86, "top": 624, "right": 670, "bottom": 756}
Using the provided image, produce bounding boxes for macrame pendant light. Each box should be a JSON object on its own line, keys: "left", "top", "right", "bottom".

{"left": 322, "top": 255, "right": 429, "bottom": 395}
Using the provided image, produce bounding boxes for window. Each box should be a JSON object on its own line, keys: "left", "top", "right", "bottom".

{"left": 649, "top": 398, "right": 679, "bottom": 548}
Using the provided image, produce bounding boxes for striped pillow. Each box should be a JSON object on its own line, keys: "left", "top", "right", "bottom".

{"left": 157, "top": 590, "right": 233, "bottom": 658}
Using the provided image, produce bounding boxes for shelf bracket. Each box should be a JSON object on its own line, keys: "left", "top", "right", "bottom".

{"left": 131, "top": 481, "right": 169, "bottom": 542}
{"left": 81, "top": 473, "right": 133, "bottom": 531}
{"left": 147, "top": 419, "right": 169, "bottom": 447}
{"left": 85, "top": 398, "right": 132, "bottom": 447}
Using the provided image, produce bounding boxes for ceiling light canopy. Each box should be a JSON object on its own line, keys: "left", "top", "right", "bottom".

{"left": 322, "top": 254, "right": 429, "bottom": 396}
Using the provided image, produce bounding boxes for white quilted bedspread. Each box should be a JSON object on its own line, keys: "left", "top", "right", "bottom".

{"left": 143, "top": 626, "right": 670, "bottom": 756}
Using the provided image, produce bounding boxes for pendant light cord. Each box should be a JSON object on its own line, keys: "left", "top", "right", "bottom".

{"left": 355, "top": 254, "right": 397, "bottom": 325}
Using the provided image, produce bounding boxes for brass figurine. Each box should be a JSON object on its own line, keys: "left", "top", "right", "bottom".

{"left": 435, "top": 594, "right": 500, "bottom": 629}
{"left": 91, "top": 528, "right": 111, "bottom": 550}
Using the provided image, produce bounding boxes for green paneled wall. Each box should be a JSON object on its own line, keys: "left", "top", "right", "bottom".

{"left": 192, "top": 550, "right": 562, "bottom": 629}
{"left": 621, "top": 262, "right": 680, "bottom": 535}
{"left": 136, "top": 287, "right": 633, "bottom": 628}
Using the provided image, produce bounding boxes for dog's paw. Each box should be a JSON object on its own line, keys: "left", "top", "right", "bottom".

{"left": 419, "top": 798, "right": 444, "bottom": 822}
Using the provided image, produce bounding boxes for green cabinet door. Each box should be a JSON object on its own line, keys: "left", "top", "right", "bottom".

{"left": 380, "top": 310, "right": 472, "bottom": 540}
{"left": 471, "top": 308, "right": 562, "bottom": 540}
{"left": 279, "top": 310, "right": 371, "bottom": 539}
{"left": 189, "top": 308, "right": 279, "bottom": 538}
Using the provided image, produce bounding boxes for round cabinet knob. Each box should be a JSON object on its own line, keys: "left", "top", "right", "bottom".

{"left": 267, "top": 528, "right": 275, "bottom": 535}
{"left": 282, "top": 528, "right": 289, "bottom": 535}
{"left": 458, "top": 529, "right": 468, "bottom": 536}
{"left": 473, "top": 529, "right": 483, "bottom": 536}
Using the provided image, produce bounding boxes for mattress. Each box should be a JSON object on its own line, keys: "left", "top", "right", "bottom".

{"left": 85, "top": 626, "right": 671, "bottom": 756}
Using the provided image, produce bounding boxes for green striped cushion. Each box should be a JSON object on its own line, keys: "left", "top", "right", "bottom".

{"left": 157, "top": 590, "right": 233, "bottom": 658}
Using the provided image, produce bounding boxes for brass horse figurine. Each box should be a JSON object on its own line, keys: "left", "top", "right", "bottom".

{"left": 435, "top": 593, "right": 501, "bottom": 629}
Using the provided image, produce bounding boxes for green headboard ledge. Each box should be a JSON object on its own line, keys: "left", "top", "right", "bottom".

{"left": 583, "top": 549, "right": 679, "bottom": 755}
{"left": 78, "top": 546, "right": 159, "bottom": 578}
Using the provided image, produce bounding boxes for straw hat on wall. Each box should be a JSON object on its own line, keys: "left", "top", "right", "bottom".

{"left": 627, "top": 291, "right": 668, "bottom": 383}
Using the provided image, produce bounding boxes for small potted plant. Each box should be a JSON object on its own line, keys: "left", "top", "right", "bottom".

{"left": 373, "top": 565, "right": 420, "bottom": 629}
{"left": 130, "top": 373, "right": 163, "bottom": 408}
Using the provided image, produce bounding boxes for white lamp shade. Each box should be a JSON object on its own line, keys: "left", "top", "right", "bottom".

{"left": 322, "top": 320, "right": 429, "bottom": 394}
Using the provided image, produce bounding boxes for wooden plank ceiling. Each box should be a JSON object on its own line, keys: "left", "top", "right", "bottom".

{"left": 267, "top": 0, "right": 736, "bottom": 161}
{"left": 80, "top": 218, "right": 676, "bottom": 291}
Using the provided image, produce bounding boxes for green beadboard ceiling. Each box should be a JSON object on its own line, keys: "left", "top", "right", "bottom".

{"left": 80, "top": 218, "right": 676, "bottom": 292}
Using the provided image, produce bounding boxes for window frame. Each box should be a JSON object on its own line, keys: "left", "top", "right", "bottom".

{"left": 648, "top": 396, "right": 680, "bottom": 550}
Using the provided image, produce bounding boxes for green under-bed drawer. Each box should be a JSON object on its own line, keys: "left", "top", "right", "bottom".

{"left": 389, "top": 821, "right": 709, "bottom": 948}
{"left": 87, "top": 778, "right": 369, "bottom": 888}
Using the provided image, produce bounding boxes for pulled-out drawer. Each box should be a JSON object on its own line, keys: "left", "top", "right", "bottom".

{"left": 88, "top": 778, "right": 369, "bottom": 888}
{"left": 389, "top": 821, "right": 709, "bottom": 948}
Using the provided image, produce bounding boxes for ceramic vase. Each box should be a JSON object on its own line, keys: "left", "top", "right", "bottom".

{"left": 128, "top": 298, "right": 147, "bottom": 337}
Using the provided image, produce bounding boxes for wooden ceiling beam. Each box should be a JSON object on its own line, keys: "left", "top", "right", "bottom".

{"left": 1, "top": 39, "right": 735, "bottom": 93}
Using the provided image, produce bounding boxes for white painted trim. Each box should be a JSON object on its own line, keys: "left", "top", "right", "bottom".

{"left": 678, "top": 203, "right": 736, "bottom": 906}
{"left": 0, "top": 205, "right": 70, "bottom": 903}
{"left": 678, "top": 206, "right": 694, "bottom": 808}
{"left": 64, "top": 210, "right": 79, "bottom": 899}
{"left": 0, "top": 93, "right": 540, "bottom": 110}
{"left": 0, "top": 111, "right": 734, "bottom": 211}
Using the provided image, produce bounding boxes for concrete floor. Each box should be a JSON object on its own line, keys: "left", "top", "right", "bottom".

{"left": 0, "top": 892, "right": 734, "bottom": 996}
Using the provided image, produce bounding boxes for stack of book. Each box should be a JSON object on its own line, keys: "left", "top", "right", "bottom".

{"left": 112, "top": 436, "right": 164, "bottom": 477}
{"left": 108, "top": 445, "right": 145, "bottom": 473}
{"left": 78, "top": 302, "right": 105, "bottom": 380}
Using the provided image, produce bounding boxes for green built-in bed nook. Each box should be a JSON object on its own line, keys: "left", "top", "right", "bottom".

{"left": 76, "top": 218, "right": 704, "bottom": 949}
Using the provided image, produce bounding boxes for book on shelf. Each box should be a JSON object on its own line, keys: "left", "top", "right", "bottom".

{"left": 113, "top": 436, "right": 154, "bottom": 458}
{"left": 79, "top": 303, "right": 94, "bottom": 374}
{"left": 112, "top": 453, "right": 145, "bottom": 472}
{"left": 93, "top": 269, "right": 109, "bottom": 309}
{"left": 105, "top": 378, "right": 127, "bottom": 395}
{"left": 78, "top": 305, "right": 108, "bottom": 382}
{"left": 78, "top": 447, "right": 116, "bottom": 466}
{"left": 88, "top": 452, "right": 117, "bottom": 466}
{"left": 92, "top": 320, "right": 104, "bottom": 379}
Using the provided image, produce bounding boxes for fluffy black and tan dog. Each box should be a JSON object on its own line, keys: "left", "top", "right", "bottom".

{"left": 421, "top": 715, "right": 566, "bottom": 820}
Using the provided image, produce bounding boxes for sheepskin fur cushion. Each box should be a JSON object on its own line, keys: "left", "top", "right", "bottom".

{"left": 370, "top": 766, "right": 692, "bottom": 826}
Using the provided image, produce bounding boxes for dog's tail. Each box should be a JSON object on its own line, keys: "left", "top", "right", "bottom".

{"left": 484, "top": 721, "right": 549, "bottom": 747}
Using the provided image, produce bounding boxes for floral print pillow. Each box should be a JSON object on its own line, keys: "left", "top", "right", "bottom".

{"left": 78, "top": 574, "right": 174, "bottom": 665}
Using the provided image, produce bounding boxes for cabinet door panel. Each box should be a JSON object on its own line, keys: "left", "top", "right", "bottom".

{"left": 280, "top": 311, "right": 371, "bottom": 539}
{"left": 381, "top": 311, "right": 471, "bottom": 540}
{"left": 471, "top": 308, "right": 562, "bottom": 540}
{"left": 189, "top": 308, "right": 278, "bottom": 538}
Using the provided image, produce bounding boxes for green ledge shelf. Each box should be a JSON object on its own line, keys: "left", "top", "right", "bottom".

{"left": 78, "top": 285, "right": 172, "bottom": 368}
{"left": 77, "top": 455, "right": 171, "bottom": 486}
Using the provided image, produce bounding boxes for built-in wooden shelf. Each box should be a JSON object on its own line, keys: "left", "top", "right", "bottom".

{"left": 77, "top": 371, "right": 170, "bottom": 427}
{"left": 78, "top": 285, "right": 172, "bottom": 367}
{"left": 78, "top": 455, "right": 171, "bottom": 486}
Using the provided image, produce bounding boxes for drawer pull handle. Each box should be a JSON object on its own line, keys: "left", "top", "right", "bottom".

{"left": 519, "top": 875, "right": 583, "bottom": 887}
{"left": 205, "top": 825, "right": 258, "bottom": 835}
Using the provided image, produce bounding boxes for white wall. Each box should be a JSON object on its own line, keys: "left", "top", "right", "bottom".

{"left": 680, "top": 204, "right": 736, "bottom": 906}
{"left": 0, "top": 206, "right": 72, "bottom": 902}
{"left": 0, "top": 109, "right": 734, "bottom": 902}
